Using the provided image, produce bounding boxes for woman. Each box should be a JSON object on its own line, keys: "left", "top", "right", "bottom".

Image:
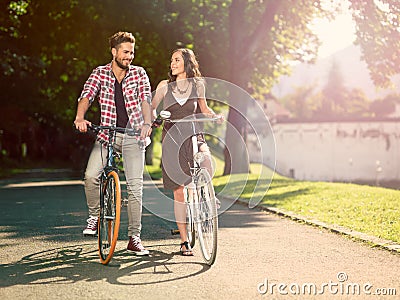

{"left": 152, "top": 48, "right": 222, "bottom": 256}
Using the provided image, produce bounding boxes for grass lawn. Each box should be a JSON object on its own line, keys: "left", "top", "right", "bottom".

{"left": 213, "top": 171, "right": 400, "bottom": 244}
{"left": 145, "top": 141, "right": 163, "bottom": 179}
{"left": 147, "top": 142, "right": 399, "bottom": 244}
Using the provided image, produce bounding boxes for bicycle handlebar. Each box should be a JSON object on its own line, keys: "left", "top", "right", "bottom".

{"left": 166, "top": 116, "right": 221, "bottom": 123}
{"left": 88, "top": 124, "right": 141, "bottom": 136}
{"left": 81, "top": 111, "right": 220, "bottom": 135}
{"left": 87, "top": 111, "right": 171, "bottom": 134}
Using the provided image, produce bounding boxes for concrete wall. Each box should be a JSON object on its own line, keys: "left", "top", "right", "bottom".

{"left": 252, "top": 121, "right": 400, "bottom": 183}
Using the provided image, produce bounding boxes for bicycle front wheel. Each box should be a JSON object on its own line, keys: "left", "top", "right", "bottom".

{"left": 98, "top": 170, "right": 121, "bottom": 265}
{"left": 196, "top": 168, "right": 218, "bottom": 265}
{"left": 186, "top": 199, "right": 196, "bottom": 248}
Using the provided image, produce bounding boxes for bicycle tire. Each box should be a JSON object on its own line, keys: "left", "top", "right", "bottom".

{"left": 98, "top": 170, "right": 121, "bottom": 265}
{"left": 186, "top": 199, "right": 196, "bottom": 248}
{"left": 196, "top": 168, "right": 218, "bottom": 265}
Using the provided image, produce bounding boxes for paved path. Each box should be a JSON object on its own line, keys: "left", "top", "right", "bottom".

{"left": 0, "top": 178, "right": 399, "bottom": 299}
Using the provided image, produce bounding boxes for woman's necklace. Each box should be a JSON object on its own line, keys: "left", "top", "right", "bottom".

{"left": 175, "top": 80, "right": 190, "bottom": 95}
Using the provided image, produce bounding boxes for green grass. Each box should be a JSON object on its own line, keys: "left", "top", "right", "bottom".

{"left": 145, "top": 142, "right": 163, "bottom": 179}
{"left": 146, "top": 144, "right": 399, "bottom": 244}
{"left": 212, "top": 171, "right": 400, "bottom": 244}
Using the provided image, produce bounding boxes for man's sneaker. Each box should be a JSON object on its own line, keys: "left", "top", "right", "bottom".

{"left": 83, "top": 216, "right": 98, "bottom": 236}
{"left": 127, "top": 235, "right": 149, "bottom": 256}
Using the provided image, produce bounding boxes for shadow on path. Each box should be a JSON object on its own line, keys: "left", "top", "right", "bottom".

{"left": 0, "top": 242, "right": 211, "bottom": 288}
{"left": 0, "top": 178, "right": 269, "bottom": 243}
{"left": 0, "top": 177, "right": 272, "bottom": 289}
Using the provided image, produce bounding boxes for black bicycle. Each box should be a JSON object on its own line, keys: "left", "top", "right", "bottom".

{"left": 87, "top": 112, "right": 170, "bottom": 265}
{"left": 86, "top": 124, "right": 138, "bottom": 264}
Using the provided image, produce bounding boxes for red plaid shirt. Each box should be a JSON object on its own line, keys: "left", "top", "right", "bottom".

{"left": 78, "top": 62, "right": 151, "bottom": 144}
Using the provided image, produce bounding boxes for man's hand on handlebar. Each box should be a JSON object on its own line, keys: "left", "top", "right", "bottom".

{"left": 74, "top": 118, "right": 92, "bottom": 133}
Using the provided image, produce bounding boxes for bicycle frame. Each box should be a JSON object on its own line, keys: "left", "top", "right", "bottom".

{"left": 187, "top": 123, "right": 203, "bottom": 223}
{"left": 91, "top": 125, "right": 141, "bottom": 181}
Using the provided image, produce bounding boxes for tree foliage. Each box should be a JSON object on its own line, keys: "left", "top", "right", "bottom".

{"left": 351, "top": 0, "right": 400, "bottom": 87}
{"left": 1, "top": 0, "right": 399, "bottom": 173}
{"left": 281, "top": 85, "right": 318, "bottom": 119}
{"left": 320, "top": 59, "right": 347, "bottom": 116}
{"left": 370, "top": 93, "right": 400, "bottom": 117}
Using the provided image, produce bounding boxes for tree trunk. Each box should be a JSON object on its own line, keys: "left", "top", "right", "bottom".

{"left": 223, "top": 101, "right": 250, "bottom": 175}
{"left": 223, "top": 0, "right": 281, "bottom": 175}
{"left": 223, "top": 0, "right": 250, "bottom": 175}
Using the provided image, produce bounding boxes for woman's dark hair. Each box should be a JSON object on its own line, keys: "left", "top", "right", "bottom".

{"left": 168, "top": 48, "right": 202, "bottom": 83}
{"left": 109, "top": 31, "right": 135, "bottom": 50}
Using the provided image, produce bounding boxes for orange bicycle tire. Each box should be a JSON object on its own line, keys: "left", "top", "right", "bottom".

{"left": 98, "top": 170, "right": 121, "bottom": 265}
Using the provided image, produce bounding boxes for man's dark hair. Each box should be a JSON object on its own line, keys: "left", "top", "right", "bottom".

{"left": 109, "top": 32, "right": 135, "bottom": 50}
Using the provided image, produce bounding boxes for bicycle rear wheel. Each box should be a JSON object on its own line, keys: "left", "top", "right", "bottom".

{"left": 98, "top": 170, "right": 121, "bottom": 265}
{"left": 196, "top": 168, "right": 218, "bottom": 265}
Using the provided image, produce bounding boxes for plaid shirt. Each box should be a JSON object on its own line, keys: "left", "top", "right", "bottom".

{"left": 78, "top": 62, "right": 151, "bottom": 144}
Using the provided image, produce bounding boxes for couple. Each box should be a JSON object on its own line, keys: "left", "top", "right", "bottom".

{"left": 74, "top": 31, "right": 222, "bottom": 257}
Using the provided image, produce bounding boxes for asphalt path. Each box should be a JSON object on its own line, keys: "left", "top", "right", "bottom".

{"left": 0, "top": 177, "right": 399, "bottom": 299}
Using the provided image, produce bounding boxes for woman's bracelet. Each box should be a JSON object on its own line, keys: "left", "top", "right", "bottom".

{"left": 143, "top": 123, "right": 151, "bottom": 127}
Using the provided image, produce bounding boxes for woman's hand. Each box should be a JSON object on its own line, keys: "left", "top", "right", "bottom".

{"left": 212, "top": 113, "right": 225, "bottom": 124}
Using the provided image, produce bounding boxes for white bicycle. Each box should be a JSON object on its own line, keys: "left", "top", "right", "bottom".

{"left": 165, "top": 114, "right": 219, "bottom": 265}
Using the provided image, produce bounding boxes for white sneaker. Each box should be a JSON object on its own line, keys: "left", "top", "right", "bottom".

{"left": 83, "top": 216, "right": 98, "bottom": 236}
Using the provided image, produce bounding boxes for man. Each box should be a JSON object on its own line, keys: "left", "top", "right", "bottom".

{"left": 74, "top": 31, "right": 152, "bottom": 255}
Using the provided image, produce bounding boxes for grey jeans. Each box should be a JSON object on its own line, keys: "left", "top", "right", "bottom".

{"left": 84, "top": 133, "right": 145, "bottom": 237}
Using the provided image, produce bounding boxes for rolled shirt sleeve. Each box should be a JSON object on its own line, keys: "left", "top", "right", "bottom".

{"left": 78, "top": 68, "right": 101, "bottom": 104}
{"left": 137, "top": 67, "right": 152, "bottom": 104}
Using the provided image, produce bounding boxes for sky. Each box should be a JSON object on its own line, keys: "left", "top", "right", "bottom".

{"left": 311, "top": 10, "right": 357, "bottom": 58}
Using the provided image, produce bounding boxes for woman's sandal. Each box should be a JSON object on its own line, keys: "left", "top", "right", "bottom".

{"left": 180, "top": 241, "right": 194, "bottom": 256}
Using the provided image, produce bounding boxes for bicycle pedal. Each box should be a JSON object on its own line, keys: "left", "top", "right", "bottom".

{"left": 122, "top": 198, "right": 129, "bottom": 207}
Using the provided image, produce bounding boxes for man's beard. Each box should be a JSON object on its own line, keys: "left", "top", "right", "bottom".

{"left": 115, "top": 57, "right": 130, "bottom": 70}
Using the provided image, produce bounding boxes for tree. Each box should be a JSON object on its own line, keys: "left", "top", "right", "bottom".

{"left": 343, "top": 88, "right": 371, "bottom": 118}
{"left": 193, "top": 0, "right": 336, "bottom": 174}
{"left": 281, "top": 85, "right": 317, "bottom": 119}
{"left": 370, "top": 93, "right": 399, "bottom": 117}
{"left": 1, "top": 1, "right": 106, "bottom": 164}
{"left": 1, "top": 0, "right": 400, "bottom": 173}
{"left": 161, "top": 0, "right": 400, "bottom": 173}
{"left": 191, "top": 0, "right": 400, "bottom": 174}
{"left": 320, "top": 59, "right": 347, "bottom": 117}
{"left": 351, "top": 1, "right": 400, "bottom": 88}
{"left": 0, "top": 0, "right": 171, "bottom": 166}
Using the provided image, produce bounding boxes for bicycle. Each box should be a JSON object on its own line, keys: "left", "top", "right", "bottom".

{"left": 166, "top": 114, "right": 220, "bottom": 265}
{"left": 87, "top": 112, "right": 170, "bottom": 265}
